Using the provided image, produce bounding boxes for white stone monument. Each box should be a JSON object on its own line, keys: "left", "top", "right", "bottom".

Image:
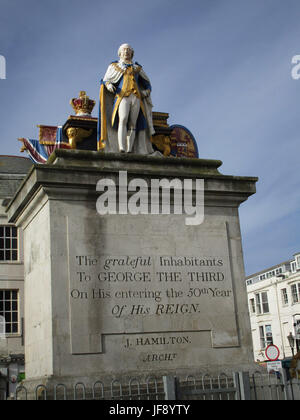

{"left": 7, "top": 150, "right": 257, "bottom": 389}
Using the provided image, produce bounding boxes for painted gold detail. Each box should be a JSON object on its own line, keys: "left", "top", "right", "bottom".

{"left": 99, "top": 83, "right": 107, "bottom": 149}
{"left": 18, "top": 137, "right": 27, "bottom": 153}
{"left": 70, "top": 91, "right": 96, "bottom": 116}
{"left": 111, "top": 67, "right": 145, "bottom": 128}
{"left": 66, "top": 127, "right": 93, "bottom": 149}
{"left": 151, "top": 134, "right": 171, "bottom": 156}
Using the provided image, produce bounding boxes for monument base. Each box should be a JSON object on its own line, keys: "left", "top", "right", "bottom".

{"left": 7, "top": 150, "right": 258, "bottom": 386}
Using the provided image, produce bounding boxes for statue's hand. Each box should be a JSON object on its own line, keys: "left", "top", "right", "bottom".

{"left": 106, "top": 82, "right": 116, "bottom": 93}
{"left": 141, "top": 89, "right": 150, "bottom": 98}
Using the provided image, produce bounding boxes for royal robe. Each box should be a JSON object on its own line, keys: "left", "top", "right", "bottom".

{"left": 98, "top": 60, "right": 156, "bottom": 154}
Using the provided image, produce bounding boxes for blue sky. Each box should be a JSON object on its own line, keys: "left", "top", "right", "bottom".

{"left": 0, "top": 0, "right": 300, "bottom": 275}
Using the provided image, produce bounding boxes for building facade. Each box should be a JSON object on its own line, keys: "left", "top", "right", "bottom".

{"left": 246, "top": 253, "right": 300, "bottom": 362}
{"left": 0, "top": 156, "right": 32, "bottom": 399}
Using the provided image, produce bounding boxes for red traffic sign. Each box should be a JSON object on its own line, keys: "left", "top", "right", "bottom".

{"left": 265, "top": 344, "right": 280, "bottom": 361}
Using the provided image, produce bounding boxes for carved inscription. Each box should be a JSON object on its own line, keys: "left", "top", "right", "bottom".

{"left": 69, "top": 254, "right": 237, "bottom": 359}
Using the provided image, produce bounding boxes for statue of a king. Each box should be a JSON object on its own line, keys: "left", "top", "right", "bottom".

{"left": 98, "top": 43, "right": 156, "bottom": 154}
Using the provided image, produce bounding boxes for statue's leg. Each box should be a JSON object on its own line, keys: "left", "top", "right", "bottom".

{"left": 118, "top": 98, "right": 131, "bottom": 152}
{"left": 126, "top": 95, "right": 140, "bottom": 152}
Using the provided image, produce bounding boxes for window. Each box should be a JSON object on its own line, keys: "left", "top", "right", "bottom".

{"left": 259, "top": 326, "right": 265, "bottom": 349}
{"left": 261, "top": 292, "right": 269, "bottom": 313}
{"left": 0, "top": 315, "right": 4, "bottom": 337}
{"left": 281, "top": 288, "right": 289, "bottom": 306}
{"left": 265, "top": 325, "right": 273, "bottom": 346}
{"left": 259, "top": 325, "right": 273, "bottom": 349}
{"left": 291, "top": 261, "right": 297, "bottom": 273}
{"left": 291, "top": 283, "right": 300, "bottom": 304}
{"left": 255, "top": 291, "right": 269, "bottom": 314}
{"left": 294, "top": 319, "right": 300, "bottom": 340}
{"left": 249, "top": 298, "right": 255, "bottom": 314}
{"left": 296, "top": 255, "right": 300, "bottom": 270}
{"left": 256, "top": 294, "right": 261, "bottom": 314}
{"left": 0, "top": 290, "right": 19, "bottom": 334}
{"left": 0, "top": 226, "right": 18, "bottom": 261}
{"left": 265, "top": 270, "right": 276, "bottom": 279}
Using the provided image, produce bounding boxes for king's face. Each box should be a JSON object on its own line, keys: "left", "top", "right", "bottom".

{"left": 120, "top": 47, "right": 133, "bottom": 63}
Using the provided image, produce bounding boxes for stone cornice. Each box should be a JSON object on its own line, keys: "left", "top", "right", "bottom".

{"left": 6, "top": 150, "right": 258, "bottom": 225}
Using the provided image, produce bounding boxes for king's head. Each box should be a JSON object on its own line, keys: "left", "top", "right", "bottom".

{"left": 118, "top": 43, "right": 134, "bottom": 64}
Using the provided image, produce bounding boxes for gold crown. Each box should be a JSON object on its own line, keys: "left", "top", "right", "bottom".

{"left": 70, "top": 91, "right": 96, "bottom": 116}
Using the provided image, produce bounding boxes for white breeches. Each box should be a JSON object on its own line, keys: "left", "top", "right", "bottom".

{"left": 118, "top": 94, "right": 140, "bottom": 152}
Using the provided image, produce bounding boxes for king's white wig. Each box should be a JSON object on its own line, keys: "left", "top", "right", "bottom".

{"left": 118, "top": 43, "right": 134, "bottom": 58}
